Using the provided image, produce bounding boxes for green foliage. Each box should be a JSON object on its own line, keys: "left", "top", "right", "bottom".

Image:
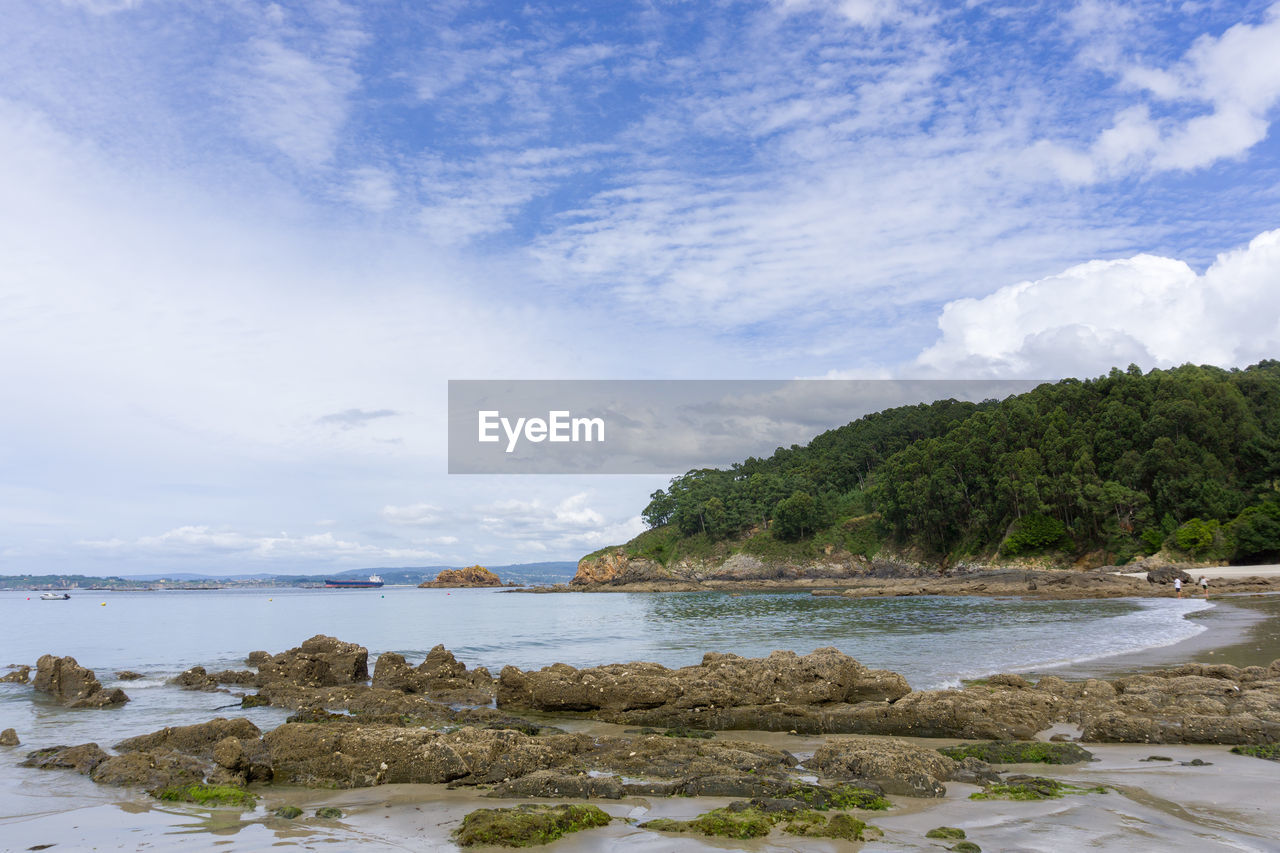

{"left": 1230, "top": 743, "right": 1280, "bottom": 761}
{"left": 626, "top": 362, "right": 1280, "bottom": 561}
{"left": 456, "top": 804, "right": 611, "bottom": 847}
{"left": 153, "top": 784, "right": 257, "bottom": 809}
{"left": 1171, "top": 517, "right": 1221, "bottom": 556}
{"left": 938, "top": 741, "right": 1093, "bottom": 765}
{"left": 1226, "top": 501, "right": 1280, "bottom": 563}
{"left": 774, "top": 491, "right": 818, "bottom": 541}
{"left": 1000, "top": 514, "right": 1069, "bottom": 557}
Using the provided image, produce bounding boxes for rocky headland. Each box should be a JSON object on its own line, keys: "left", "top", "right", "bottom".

{"left": 564, "top": 549, "right": 1280, "bottom": 598}
{"left": 419, "top": 565, "right": 506, "bottom": 588}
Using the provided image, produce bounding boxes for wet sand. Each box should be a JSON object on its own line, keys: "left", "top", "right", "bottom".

{"left": 3, "top": 596, "right": 1279, "bottom": 851}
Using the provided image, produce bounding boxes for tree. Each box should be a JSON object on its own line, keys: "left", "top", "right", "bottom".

{"left": 774, "top": 490, "right": 817, "bottom": 541}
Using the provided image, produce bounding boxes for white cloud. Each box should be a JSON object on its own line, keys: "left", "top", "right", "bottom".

{"left": 381, "top": 503, "right": 445, "bottom": 525}
{"left": 476, "top": 492, "right": 645, "bottom": 552}
{"left": 915, "top": 228, "right": 1280, "bottom": 377}
{"left": 1062, "top": 3, "right": 1280, "bottom": 179}
{"left": 342, "top": 166, "right": 398, "bottom": 212}
{"left": 84, "top": 525, "right": 442, "bottom": 563}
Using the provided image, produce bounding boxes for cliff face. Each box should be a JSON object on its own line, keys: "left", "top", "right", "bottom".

{"left": 571, "top": 548, "right": 901, "bottom": 586}
{"left": 419, "top": 565, "right": 504, "bottom": 588}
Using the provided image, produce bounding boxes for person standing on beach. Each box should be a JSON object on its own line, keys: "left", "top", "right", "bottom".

{"left": 1200, "top": 576, "right": 1209, "bottom": 597}
{"left": 1174, "top": 577, "right": 1183, "bottom": 598}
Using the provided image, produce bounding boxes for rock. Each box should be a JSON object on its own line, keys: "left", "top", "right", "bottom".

{"left": 115, "top": 717, "right": 262, "bottom": 758}
{"left": 986, "top": 673, "right": 1029, "bottom": 689}
{"left": 809, "top": 738, "right": 959, "bottom": 797}
{"left": 456, "top": 804, "right": 610, "bottom": 847}
{"left": 264, "top": 721, "right": 797, "bottom": 790}
{"left": 927, "top": 826, "right": 967, "bottom": 839}
{"left": 256, "top": 636, "right": 369, "bottom": 687}
{"left": 152, "top": 782, "right": 257, "bottom": 808}
{"left": 641, "top": 806, "right": 774, "bottom": 839}
{"left": 316, "top": 807, "right": 344, "bottom": 819}
{"left": 32, "top": 655, "right": 128, "bottom": 708}
{"left": 1, "top": 665, "right": 31, "bottom": 683}
{"left": 274, "top": 805, "right": 303, "bottom": 819}
{"left": 497, "top": 647, "right": 910, "bottom": 726}
{"left": 0, "top": 728, "right": 19, "bottom": 746}
{"left": 90, "top": 751, "right": 238, "bottom": 792}
{"left": 246, "top": 651, "right": 270, "bottom": 666}
{"left": 419, "top": 565, "right": 504, "bottom": 588}
{"left": 21, "top": 743, "right": 110, "bottom": 774}
{"left": 114, "top": 671, "right": 144, "bottom": 680}
{"left": 487, "top": 770, "right": 624, "bottom": 799}
{"left": 1145, "top": 565, "right": 1194, "bottom": 585}
{"left": 371, "top": 646, "right": 495, "bottom": 703}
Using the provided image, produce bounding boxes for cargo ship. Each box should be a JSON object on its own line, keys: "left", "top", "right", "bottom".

{"left": 324, "top": 574, "right": 384, "bottom": 589}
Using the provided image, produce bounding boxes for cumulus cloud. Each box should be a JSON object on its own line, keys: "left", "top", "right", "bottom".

{"left": 477, "top": 493, "right": 645, "bottom": 552}
{"left": 1060, "top": 3, "right": 1280, "bottom": 179}
{"left": 915, "top": 228, "right": 1280, "bottom": 377}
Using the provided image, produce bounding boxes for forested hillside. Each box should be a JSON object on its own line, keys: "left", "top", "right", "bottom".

{"left": 632, "top": 362, "right": 1280, "bottom": 566}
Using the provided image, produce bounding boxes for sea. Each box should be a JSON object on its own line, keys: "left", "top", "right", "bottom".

{"left": 0, "top": 586, "right": 1219, "bottom": 848}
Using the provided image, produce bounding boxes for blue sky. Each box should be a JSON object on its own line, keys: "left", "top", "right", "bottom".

{"left": 3, "top": 0, "right": 1280, "bottom": 574}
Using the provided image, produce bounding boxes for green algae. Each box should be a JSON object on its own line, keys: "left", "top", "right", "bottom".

{"left": 939, "top": 741, "right": 1093, "bottom": 765}
{"left": 926, "top": 826, "right": 967, "bottom": 839}
{"left": 153, "top": 784, "right": 256, "bottom": 809}
{"left": 1230, "top": 743, "right": 1280, "bottom": 761}
{"left": 456, "top": 803, "right": 611, "bottom": 847}
{"left": 970, "top": 776, "right": 1107, "bottom": 801}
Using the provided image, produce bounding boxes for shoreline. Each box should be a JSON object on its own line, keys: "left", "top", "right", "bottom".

{"left": 3, "top": 598, "right": 1279, "bottom": 851}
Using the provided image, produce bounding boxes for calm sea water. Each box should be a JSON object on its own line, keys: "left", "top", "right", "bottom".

{"left": 0, "top": 586, "right": 1212, "bottom": 824}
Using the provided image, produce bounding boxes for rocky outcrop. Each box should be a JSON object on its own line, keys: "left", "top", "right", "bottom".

{"left": 371, "top": 645, "right": 495, "bottom": 703}
{"left": 32, "top": 655, "right": 128, "bottom": 708}
{"left": 255, "top": 635, "right": 369, "bottom": 687}
{"left": 1, "top": 665, "right": 31, "bottom": 683}
{"left": 419, "top": 565, "right": 505, "bottom": 588}
{"left": 497, "top": 647, "right": 911, "bottom": 732}
{"left": 264, "top": 721, "right": 802, "bottom": 790}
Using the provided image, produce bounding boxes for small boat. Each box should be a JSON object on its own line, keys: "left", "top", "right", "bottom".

{"left": 40, "top": 592, "right": 71, "bottom": 600}
{"left": 324, "top": 574, "right": 384, "bottom": 589}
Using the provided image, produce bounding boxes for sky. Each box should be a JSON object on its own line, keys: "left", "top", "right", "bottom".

{"left": 2, "top": 0, "right": 1280, "bottom": 575}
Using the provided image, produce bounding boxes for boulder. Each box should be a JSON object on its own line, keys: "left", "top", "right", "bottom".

{"left": 90, "top": 750, "right": 240, "bottom": 791}
{"left": 371, "top": 646, "right": 495, "bottom": 703}
{"left": 115, "top": 717, "right": 262, "bottom": 758}
{"left": 1, "top": 665, "right": 31, "bottom": 683}
{"left": 809, "top": 738, "right": 960, "bottom": 797}
{"left": 32, "top": 655, "right": 128, "bottom": 708}
{"left": 255, "top": 635, "right": 369, "bottom": 687}
{"left": 0, "top": 728, "right": 19, "bottom": 746}
{"left": 21, "top": 743, "right": 110, "bottom": 774}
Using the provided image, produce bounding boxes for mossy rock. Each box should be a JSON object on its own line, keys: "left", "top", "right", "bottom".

{"left": 1230, "top": 744, "right": 1280, "bottom": 761}
{"left": 641, "top": 807, "right": 774, "bottom": 840}
{"left": 783, "top": 811, "right": 874, "bottom": 841}
{"left": 241, "top": 693, "right": 270, "bottom": 708}
{"left": 273, "top": 805, "right": 303, "bottom": 819}
{"left": 783, "top": 783, "right": 889, "bottom": 811}
{"left": 970, "top": 776, "right": 1107, "bottom": 801}
{"left": 315, "top": 807, "right": 344, "bottom": 818}
{"left": 927, "top": 826, "right": 967, "bottom": 839}
{"left": 663, "top": 727, "right": 715, "bottom": 739}
{"left": 952, "top": 842, "right": 982, "bottom": 852}
{"left": 153, "top": 784, "right": 256, "bottom": 809}
{"left": 938, "top": 741, "right": 1093, "bottom": 765}
{"left": 457, "top": 803, "right": 611, "bottom": 847}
